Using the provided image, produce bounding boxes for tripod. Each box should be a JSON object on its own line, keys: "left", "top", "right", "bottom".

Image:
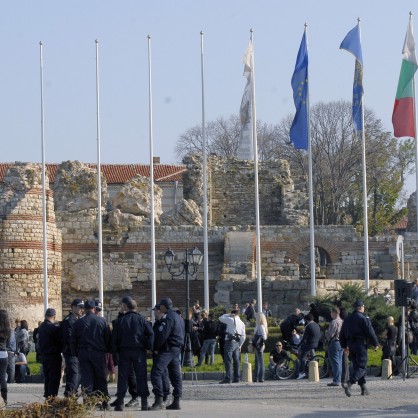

{"left": 390, "top": 308, "right": 418, "bottom": 379}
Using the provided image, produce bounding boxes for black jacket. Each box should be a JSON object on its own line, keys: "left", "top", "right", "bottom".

{"left": 153, "top": 309, "right": 185, "bottom": 351}
{"left": 200, "top": 319, "right": 218, "bottom": 340}
{"left": 38, "top": 319, "right": 62, "bottom": 356}
{"left": 71, "top": 311, "right": 111, "bottom": 355}
{"left": 61, "top": 311, "right": 78, "bottom": 355}
{"left": 300, "top": 321, "right": 321, "bottom": 349}
{"left": 112, "top": 310, "right": 154, "bottom": 352}
{"left": 340, "top": 310, "right": 379, "bottom": 349}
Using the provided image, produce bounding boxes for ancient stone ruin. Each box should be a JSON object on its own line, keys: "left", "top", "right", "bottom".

{"left": 0, "top": 156, "right": 412, "bottom": 325}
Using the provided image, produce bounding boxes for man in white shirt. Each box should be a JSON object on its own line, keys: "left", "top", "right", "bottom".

{"left": 219, "top": 310, "right": 246, "bottom": 384}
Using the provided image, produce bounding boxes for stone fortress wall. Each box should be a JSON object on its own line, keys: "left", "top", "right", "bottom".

{"left": 0, "top": 157, "right": 413, "bottom": 326}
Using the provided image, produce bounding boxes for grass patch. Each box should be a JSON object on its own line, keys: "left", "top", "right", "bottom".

{"left": 27, "top": 348, "right": 418, "bottom": 376}
{"left": 27, "top": 352, "right": 41, "bottom": 376}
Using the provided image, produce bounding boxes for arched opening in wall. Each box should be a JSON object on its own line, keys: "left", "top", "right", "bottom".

{"left": 297, "top": 246, "right": 331, "bottom": 279}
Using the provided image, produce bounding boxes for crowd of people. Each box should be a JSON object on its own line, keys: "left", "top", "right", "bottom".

{"left": 0, "top": 293, "right": 411, "bottom": 409}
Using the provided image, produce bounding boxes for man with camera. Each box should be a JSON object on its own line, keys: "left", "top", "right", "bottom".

{"left": 219, "top": 309, "right": 246, "bottom": 384}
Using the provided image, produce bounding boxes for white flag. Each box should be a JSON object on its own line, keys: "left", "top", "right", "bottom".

{"left": 238, "top": 40, "right": 254, "bottom": 160}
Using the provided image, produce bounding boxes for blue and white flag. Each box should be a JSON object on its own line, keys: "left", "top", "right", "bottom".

{"left": 340, "top": 24, "right": 364, "bottom": 133}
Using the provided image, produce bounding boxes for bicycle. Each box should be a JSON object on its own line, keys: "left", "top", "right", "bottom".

{"left": 274, "top": 341, "right": 329, "bottom": 380}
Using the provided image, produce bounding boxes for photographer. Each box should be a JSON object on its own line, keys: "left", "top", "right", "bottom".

{"left": 219, "top": 310, "right": 246, "bottom": 384}
{"left": 408, "top": 301, "right": 418, "bottom": 355}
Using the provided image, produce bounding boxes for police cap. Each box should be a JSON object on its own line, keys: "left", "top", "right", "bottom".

{"left": 159, "top": 298, "right": 173, "bottom": 309}
{"left": 84, "top": 299, "right": 96, "bottom": 309}
{"left": 71, "top": 299, "right": 84, "bottom": 308}
{"left": 354, "top": 299, "right": 364, "bottom": 308}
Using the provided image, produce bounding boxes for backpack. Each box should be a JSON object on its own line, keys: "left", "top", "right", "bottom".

{"left": 252, "top": 333, "right": 265, "bottom": 351}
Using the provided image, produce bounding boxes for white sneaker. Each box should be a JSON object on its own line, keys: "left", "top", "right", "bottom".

{"left": 296, "top": 372, "right": 306, "bottom": 380}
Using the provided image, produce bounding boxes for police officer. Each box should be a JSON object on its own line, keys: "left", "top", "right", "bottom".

{"left": 71, "top": 299, "right": 111, "bottom": 410}
{"left": 61, "top": 299, "right": 84, "bottom": 396}
{"left": 151, "top": 298, "right": 184, "bottom": 411}
{"left": 111, "top": 299, "right": 154, "bottom": 411}
{"left": 38, "top": 308, "right": 62, "bottom": 398}
{"left": 340, "top": 300, "right": 379, "bottom": 396}
{"left": 110, "top": 296, "right": 139, "bottom": 409}
{"left": 152, "top": 304, "right": 171, "bottom": 406}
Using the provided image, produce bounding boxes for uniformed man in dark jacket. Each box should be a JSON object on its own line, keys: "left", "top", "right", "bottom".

{"left": 111, "top": 299, "right": 154, "bottom": 412}
{"left": 61, "top": 299, "right": 84, "bottom": 396}
{"left": 38, "top": 308, "right": 62, "bottom": 398}
{"left": 151, "top": 297, "right": 185, "bottom": 411}
{"left": 340, "top": 300, "right": 379, "bottom": 396}
{"left": 152, "top": 303, "right": 171, "bottom": 406}
{"left": 71, "top": 299, "right": 111, "bottom": 409}
{"left": 110, "top": 296, "right": 139, "bottom": 409}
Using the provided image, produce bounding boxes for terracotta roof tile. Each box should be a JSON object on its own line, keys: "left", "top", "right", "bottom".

{"left": 0, "top": 163, "right": 186, "bottom": 184}
{"left": 394, "top": 217, "right": 408, "bottom": 230}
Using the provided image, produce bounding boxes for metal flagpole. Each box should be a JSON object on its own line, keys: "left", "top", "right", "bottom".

{"left": 200, "top": 31, "right": 210, "bottom": 311}
{"left": 148, "top": 35, "right": 157, "bottom": 322}
{"left": 358, "top": 19, "right": 370, "bottom": 292}
{"left": 305, "top": 25, "right": 316, "bottom": 297}
{"left": 411, "top": 13, "right": 418, "bottom": 235}
{"left": 249, "top": 29, "right": 262, "bottom": 313}
{"left": 39, "top": 41, "right": 49, "bottom": 312}
{"left": 95, "top": 40, "right": 104, "bottom": 316}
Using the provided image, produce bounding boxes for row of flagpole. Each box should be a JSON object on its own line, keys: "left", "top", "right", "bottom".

{"left": 39, "top": 13, "right": 418, "bottom": 315}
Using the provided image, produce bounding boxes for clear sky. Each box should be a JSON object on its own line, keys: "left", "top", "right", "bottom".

{"left": 0, "top": 1, "right": 416, "bottom": 192}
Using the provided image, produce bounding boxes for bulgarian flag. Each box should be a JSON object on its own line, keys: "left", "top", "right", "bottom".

{"left": 393, "top": 16, "right": 418, "bottom": 138}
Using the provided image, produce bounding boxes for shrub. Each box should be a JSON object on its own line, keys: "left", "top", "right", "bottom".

{"left": 0, "top": 394, "right": 101, "bottom": 418}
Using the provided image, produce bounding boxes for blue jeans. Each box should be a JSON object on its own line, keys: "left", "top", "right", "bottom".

{"left": 223, "top": 340, "right": 241, "bottom": 382}
{"left": 254, "top": 349, "right": 265, "bottom": 381}
{"left": 328, "top": 340, "right": 343, "bottom": 384}
{"left": 198, "top": 339, "right": 216, "bottom": 366}
{"left": 298, "top": 346, "right": 314, "bottom": 374}
{"left": 15, "top": 364, "right": 27, "bottom": 383}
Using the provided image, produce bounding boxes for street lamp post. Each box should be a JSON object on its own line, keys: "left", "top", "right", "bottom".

{"left": 164, "top": 247, "right": 203, "bottom": 315}
{"left": 164, "top": 246, "right": 203, "bottom": 366}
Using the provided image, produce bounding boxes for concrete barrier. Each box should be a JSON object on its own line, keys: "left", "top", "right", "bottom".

{"left": 308, "top": 361, "right": 319, "bottom": 382}
{"left": 381, "top": 359, "right": 392, "bottom": 379}
{"left": 242, "top": 362, "right": 253, "bottom": 383}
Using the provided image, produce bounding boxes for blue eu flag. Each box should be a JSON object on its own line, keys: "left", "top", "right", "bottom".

{"left": 290, "top": 31, "right": 309, "bottom": 150}
{"left": 340, "top": 24, "right": 364, "bottom": 133}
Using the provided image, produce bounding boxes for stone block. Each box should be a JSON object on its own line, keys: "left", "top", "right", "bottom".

{"left": 215, "top": 281, "right": 233, "bottom": 291}
{"left": 213, "top": 290, "right": 230, "bottom": 306}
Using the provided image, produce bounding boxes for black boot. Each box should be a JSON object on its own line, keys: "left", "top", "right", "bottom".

{"left": 150, "top": 396, "right": 165, "bottom": 410}
{"left": 166, "top": 396, "right": 181, "bottom": 410}
{"left": 141, "top": 397, "right": 149, "bottom": 411}
{"left": 1, "top": 389, "right": 7, "bottom": 405}
{"left": 360, "top": 384, "right": 369, "bottom": 396}
{"left": 344, "top": 382, "right": 352, "bottom": 397}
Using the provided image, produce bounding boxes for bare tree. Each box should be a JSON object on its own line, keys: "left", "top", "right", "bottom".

{"left": 176, "top": 102, "right": 413, "bottom": 232}
{"left": 175, "top": 115, "right": 279, "bottom": 161}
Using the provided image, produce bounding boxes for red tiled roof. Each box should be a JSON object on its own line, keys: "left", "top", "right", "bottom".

{"left": 394, "top": 217, "right": 408, "bottom": 230}
{"left": 0, "top": 163, "right": 186, "bottom": 184}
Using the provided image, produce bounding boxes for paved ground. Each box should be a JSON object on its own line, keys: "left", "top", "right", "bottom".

{"left": 3, "top": 376, "right": 418, "bottom": 417}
